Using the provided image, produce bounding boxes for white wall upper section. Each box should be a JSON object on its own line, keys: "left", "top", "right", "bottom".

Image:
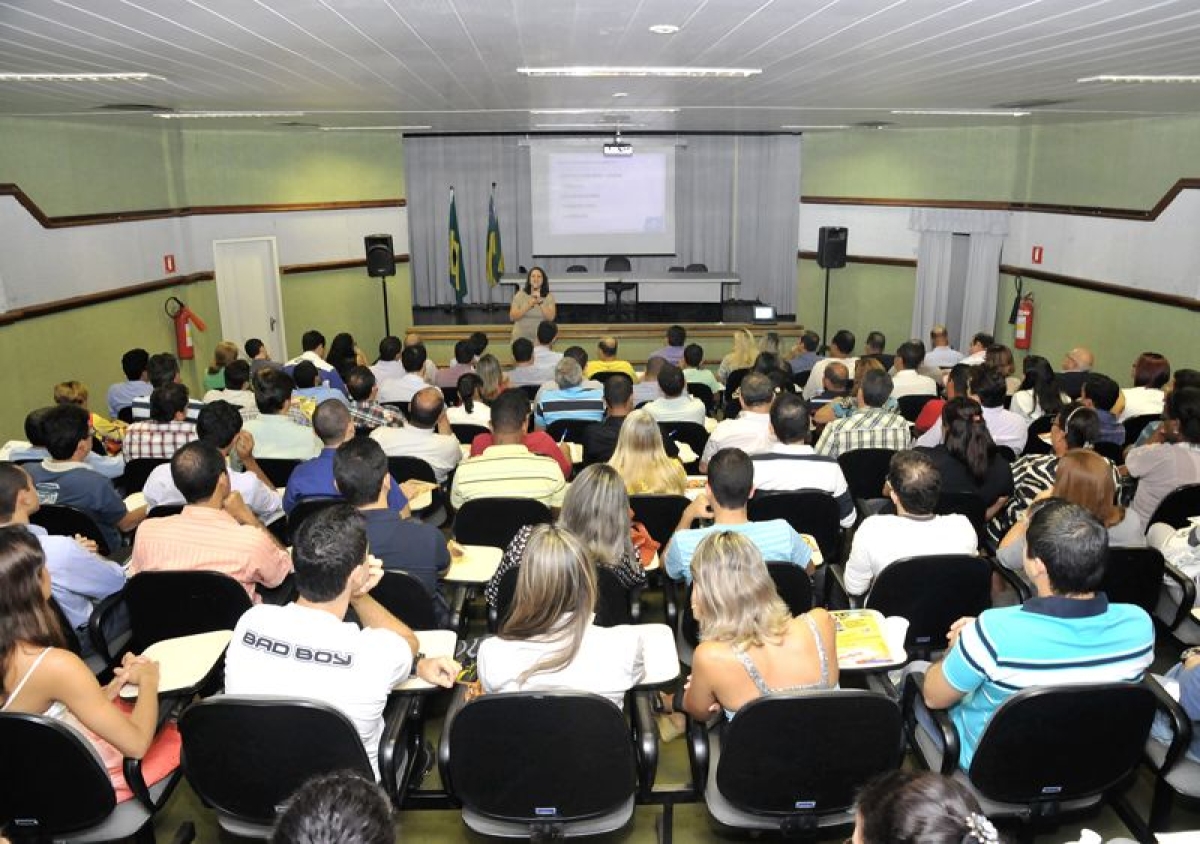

{"left": 0, "top": 198, "right": 408, "bottom": 311}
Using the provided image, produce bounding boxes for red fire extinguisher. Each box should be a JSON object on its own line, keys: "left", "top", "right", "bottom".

{"left": 164, "top": 296, "right": 207, "bottom": 360}
{"left": 1014, "top": 294, "right": 1034, "bottom": 350}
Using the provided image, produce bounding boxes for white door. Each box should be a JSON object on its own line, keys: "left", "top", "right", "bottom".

{"left": 212, "top": 237, "right": 287, "bottom": 361}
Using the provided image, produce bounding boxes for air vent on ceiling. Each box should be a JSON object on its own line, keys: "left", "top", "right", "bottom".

{"left": 93, "top": 103, "right": 172, "bottom": 112}
{"left": 991, "top": 98, "right": 1071, "bottom": 109}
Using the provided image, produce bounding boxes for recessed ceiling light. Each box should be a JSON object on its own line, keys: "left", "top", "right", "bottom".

{"left": 518, "top": 66, "right": 760, "bottom": 78}
{"left": 0, "top": 72, "right": 164, "bottom": 82}
{"left": 891, "top": 109, "right": 1030, "bottom": 117}
{"left": 611, "top": 92, "right": 628, "bottom": 98}
{"left": 1077, "top": 74, "right": 1200, "bottom": 83}
{"left": 529, "top": 107, "right": 679, "bottom": 115}
{"left": 155, "top": 111, "right": 305, "bottom": 119}
{"left": 319, "top": 125, "right": 432, "bottom": 131}
{"left": 780, "top": 125, "right": 850, "bottom": 130}
{"left": 649, "top": 24, "right": 680, "bottom": 35}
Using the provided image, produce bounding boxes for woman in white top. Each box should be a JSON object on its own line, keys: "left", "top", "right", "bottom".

{"left": 0, "top": 525, "right": 178, "bottom": 802}
{"left": 1009, "top": 355, "right": 1068, "bottom": 422}
{"left": 1120, "top": 352, "right": 1171, "bottom": 422}
{"left": 509, "top": 266, "right": 557, "bottom": 342}
{"left": 477, "top": 525, "right": 645, "bottom": 708}
{"left": 444, "top": 373, "right": 490, "bottom": 429}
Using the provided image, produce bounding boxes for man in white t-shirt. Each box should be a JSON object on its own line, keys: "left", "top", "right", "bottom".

{"left": 224, "top": 503, "right": 459, "bottom": 779}
{"left": 890, "top": 341, "right": 938, "bottom": 399}
{"left": 843, "top": 450, "right": 978, "bottom": 596}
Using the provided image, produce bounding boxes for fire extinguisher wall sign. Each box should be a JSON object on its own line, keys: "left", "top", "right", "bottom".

{"left": 164, "top": 296, "right": 207, "bottom": 360}
{"left": 1014, "top": 294, "right": 1035, "bottom": 350}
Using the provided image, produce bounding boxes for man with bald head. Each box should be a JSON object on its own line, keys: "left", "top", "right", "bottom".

{"left": 1059, "top": 346, "right": 1095, "bottom": 400}
{"left": 583, "top": 336, "right": 635, "bottom": 380}
{"left": 807, "top": 360, "right": 853, "bottom": 414}
{"left": 370, "top": 386, "right": 461, "bottom": 482}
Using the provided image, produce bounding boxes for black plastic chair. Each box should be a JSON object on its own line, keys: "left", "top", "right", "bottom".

{"left": 668, "top": 265, "right": 686, "bottom": 272}
{"left": 747, "top": 490, "right": 843, "bottom": 565}
{"left": 146, "top": 504, "right": 184, "bottom": 519}
{"left": 0, "top": 712, "right": 181, "bottom": 843}
{"left": 863, "top": 554, "right": 991, "bottom": 661}
{"left": 721, "top": 368, "right": 750, "bottom": 419}
{"left": 387, "top": 455, "right": 443, "bottom": 519}
{"left": 440, "top": 385, "right": 460, "bottom": 407}
{"left": 792, "top": 369, "right": 811, "bottom": 390}
{"left": 1148, "top": 483, "right": 1200, "bottom": 530}
{"left": 286, "top": 496, "right": 340, "bottom": 539}
{"left": 1105, "top": 545, "right": 1196, "bottom": 631}
{"left": 369, "top": 570, "right": 439, "bottom": 631}
{"left": 440, "top": 691, "right": 649, "bottom": 839}
{"left": 490, "top": 565, "right": 638, "bottom": 632}
{"left": 1093, "top": 439, "right": 1125, "bottom": 465}
{"left": 936, "top": 491, "right": 989, "bottom": 549}
{"left": 837, "top": 448, "right": 895, "bottom": 503}
{"left": 603, "top": 256, "right": 631, "bottom": 272}
{"left": 685, "top": 262, "right": 708, "bottom": 272}
{"left": 629, "top": 494, "right": 692, "bottom": 548}
{"left": 254, "top": 458, "right": 300, "bottom": 488}
{"left": 453, "top": 497, "right": 552, "bottom": 550}
{"left": 1022, "top": 414, "right": 1055, "bottom": 455}
{"left": 30, "top": 503, "right": 111, "bottom": 557}
{"left": 657, "top": 421, "right": 708, "bottom": 471}
{"left": 566, "top": 264, "right": 588, "bottom": 273}
{"left": 689, "top": 690, "right": 903, "bottom": 837}
{"left": 179, "top": 696, "right": 417, "bottom": 837}
{"left": 686, "top": 382, "right": 716, "bottom": 415}
{"left": 122, "top": 457, "right": 168, "bottom": 495}
{"left": 1124, "top": 413, "right": 1160, "bottom": 447}
{"left": 903, "top": 676, "right": 1159, "bottom": 843}
{"left": 117, "top": 407, "right": 135, "bottom": 424}
{"left": 450, "top": 423, "right": 488, "bottom": 445}
{"left": 896, "top": 394, "right": 935, "bottom": 423}
{"left": 545, "top": 418, "right": 596, "bottom": 445}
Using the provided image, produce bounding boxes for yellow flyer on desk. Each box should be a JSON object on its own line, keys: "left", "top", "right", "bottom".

{"left": 832, "top": 609, "right": 894, "bottom": 667}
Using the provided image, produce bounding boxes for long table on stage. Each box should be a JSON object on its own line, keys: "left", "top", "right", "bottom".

{"left": 499, "top": 271, "right": 739, "bottom": 304}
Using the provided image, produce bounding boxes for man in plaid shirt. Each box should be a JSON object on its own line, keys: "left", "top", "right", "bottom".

{"left": 123, "top": 382, "right": 198, "bottom": 461}
{"left": 815, "top": 369, "right": 911, "bottom": 458}
{"left": 345, "top": 367, "right": 404, "bottom": 431}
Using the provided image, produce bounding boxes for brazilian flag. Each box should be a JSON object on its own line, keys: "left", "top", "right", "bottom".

{"left": 448, "top": 188, "right": 466, "bottom": 303}
{"left": 486, "top": 185, "right": 504, "bottom": 287}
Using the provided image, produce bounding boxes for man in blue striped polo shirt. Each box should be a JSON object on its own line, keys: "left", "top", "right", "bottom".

{"left": 920, "top": 498, "right": 1154, "bottom": 770}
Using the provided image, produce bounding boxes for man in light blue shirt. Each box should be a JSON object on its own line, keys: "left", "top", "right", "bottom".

{"left": 664, "top": 447, "right": 813, "bottom": 584}
{"left": 534, "top": 358, "right": 604, "bottom": 429}
{"left": 106, "top": 347, "right": 152, "bottom": 417}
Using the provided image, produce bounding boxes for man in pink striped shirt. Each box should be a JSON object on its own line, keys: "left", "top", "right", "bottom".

{"left": 130, "top": 441, "right": 292, "bottom": 601}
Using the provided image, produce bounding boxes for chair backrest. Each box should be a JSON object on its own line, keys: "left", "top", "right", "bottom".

{"left": 1103, "top": 546, "right": 1166, "bottom": 616}
{"left": 716, "top": 691, "right": 902, "bottom": 816}
{"left": 1023, "top": 414, "right": 1055, "bottom": 455}
{"left": 1124, "top": 413, "right": 1160, "bottom": 447}
{"left": 518, "top": 384, "right": 540, "bottom": 402}
{"left": 255, "top": 458, "right": 300, "bottom": 487}
{"left": 146, "top": 503, "right": 184, "bottom": 519}
{"left": 30, "top": 503, "right": 110, "bottom": 556}
{"left": 836, "top": 448, "right": 896, "bottom": 502}
{"left": 1149, "top": 483, "right": 1200, "bottom": 530}
{"left": 545, "top": 418, "right": 596, "bottom": 445}
{"left": 792, "top": 370, "right": 811, "bottom": 390}
{"left": 387, "top": 455, "right": 437, "bottom": 484}
{"left": 668, "top": 265, "right": 686, "bottom": 272}
{"left": 441, "top": 385, "right": 460, "bottom": 407}
{"left": 968, "top": 683, "right": 1156, "bottom": 804}
{"left": 723, "top": 367, "right": 750, "bottom": 403}
{"left": 658, "top": 421, "right": 710, "bottom": 456}
{"left": 446, "top": 692, "right": 635, "bottom": 823}
{"left": 179, "top": 696, "right": 375, "bottom": 826}
{"left": 629, "top": 494, "right": 691, "bottom": 547}
{"left": 865, "top": 555, "right": 991, "bottom": 657}
{"left": 1092, "top": 440, "right": 1124, "bottom": 466}
{"left": 122, "top": 457, "right": 169, "bottom": 494}
{"left": 124, "top": 570, "right": 253, "bottom": 653}
{"left": 685, "top": 262, "right": 708, "bottom": 272}
{"left": 287, "top": 496, "right": 341, "bottom": 538}
{"left": 117, "top": 407, "right": 134, "bottom": 424}
{"left": 765, "top": 562, "right": 815, "bottom": 615}
{"left": 453, "top": 497, "right": 552, "bottom": 549}
{"left": 747, "top": 490, "right": 843, "bottom": 564}
{"left": 369, "top": 570, "right": 439, "bottom": 630}
{"left": 566, "top": 264, "right": 588, "bottom": 273}
{"left": 686, "top": 382, "right": 716, "bottom": 414}
{"left": 994, "top": 445, "right": 1017, "bottom": 464}
{"left": 0, "top": 713, "right": 117, "bottom": 834}
{"left": 451, "top": 423, "right": 489, "bottom": 445}
{"left": 492, "top": 563, "right": 632, "bottom": 629}
{"left": 603, "top": 256, "right": 632, "bottom": 272}
{"left": 896, "top": 394, "right": 934, "bottom": 423}
{"left": 935, "top": 491, "right": 988, "bottom": 547}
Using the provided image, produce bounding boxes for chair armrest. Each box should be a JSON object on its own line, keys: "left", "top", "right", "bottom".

{"left": 378, "top": 695, "right": 417, "bottom": 802}
{"left": 1163, "top": 562, "right": 1197, "bottom": 631}
{"left": 486, "top": 603, "right": 499, "bottom": 634}
{"left": 663, "top": 578, "right": 680, "bottom": 628}
{"left": 629, "top": 585, "right": 644, "bottom": 624}
{"left": 87, "top": 589, "right": 127, "bottom": 669}
{"left": 436, "top": 684, "right": 471, "bottom": 801}
{"left": 122, "top": 756, "right": 155, "bottom": 812}
{"left": 825, "top": 564, "right": 858, "bottom": 610}
{"left": 447, "top": 585, "right": 469, "bottom": 635}
{"left": 901, "top": 671, "right": 960, "bottom": 775}
{"left": 1145, "top": 676, "right": 1194, "bottom": 774}
{"left": 686, "top": 715, "right": 710, "bottom": 798}
{"left": 988, "top": 557, "right": 1032, "bottom": 603}
{"left": 630, "top": 690, "right": 659, "bottom": 799}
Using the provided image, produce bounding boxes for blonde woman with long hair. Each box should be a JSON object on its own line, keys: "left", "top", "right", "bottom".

{"left": 682, "top": 531, "right": 837, "bottom": 720}
{"left": 608, "top": 409, "right": 686, "bottom": 495}
{"left": 485, "top": 464, "right": 646, "bottom": 608}
{"left": 477, "top": 524, "right": 645, "bottom": 707}
{"left": 717, "top": 329, "right": 758, "bottom": 384}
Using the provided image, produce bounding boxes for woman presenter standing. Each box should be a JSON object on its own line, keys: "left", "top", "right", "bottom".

{"left": 509, "top": 266, "right": 556, "bottom": 342}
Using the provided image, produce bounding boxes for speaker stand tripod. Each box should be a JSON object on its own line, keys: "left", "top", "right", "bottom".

{"left": 821, "top": 265, "right": 832, "bottom": 354}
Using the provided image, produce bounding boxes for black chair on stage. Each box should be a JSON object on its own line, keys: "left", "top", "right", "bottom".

{"left": 453, "top": 497, "right": 552, "bottom": 550}
{"left": 668, "top": 265, "right": 686, "bottom": 272}
{"left": 603, "top": 256, "right": 632, "bottom": 272}
{"left": 122, "top": 457, "right": 168, "bottom": 495}
{"left": 1148, "top": 483, "right": 1200, "bottom": 529}
{"left": 31, "top": 503, "right": 110, "bottom": 557}
{"left": 566, "top": 264, "right": 588, "bottom": 273}
{"left": 255, "top": 458, "right": 300, "bottom": 488}
{"left": 685, "top": 263, "right": 708, "bottom": 272}
{"left": 602, "top": 256, "right": 636, "bottom": 321}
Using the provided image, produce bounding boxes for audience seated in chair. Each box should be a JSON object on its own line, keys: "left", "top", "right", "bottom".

{"left": 584, "top": 336, "right": 636, "bottom": 380}
{"left": 700, "top": 372, "right": 776, "bottom": 471}
{"left": 645, "top": 362, "right": 706, "bottom": 427}
{"left": 535, "top": 357, "right": 605, "bottom": 429}
{"left": 0, "top": 525, "right": 179, "bottom": 803}
{"left": 224, "top": 503, "right": 458, "bottom": 780}
{"left": 632, "top": 355, "right": 666, "bottom": 407}
{"left": 477, "top": 524, "right": 645, "bottom": 707}
{"left": 436, "top": 339, "right": 477, "bottom": 389}
{"left": 1009, "top": 355, "right": 1068, "bottom": 423}
{"left": 915, "top": 499, "right": 1154, "bottom": 771}
{"left": 445, "top": 373, "right": 490, "bottom": 429}
{"left": 1057, "top": 345, "right": 1095, "bottom": 400}
{"left": 291, "top": 360, "right": 348, "bottom": 414}
{"left": 107, "top": 346, "right": 152, "bottom": 418}
{"left": 665, "top": 448, "right": 812, "bottom": 585}
{"left": 921, "top": 324, "right": 964, "bottom": 369}
{"left": 815, "top": 370, "right": 910, "bottom": 459}
{"left": 916, "top": 397, "right": 1013, "bottom": 523}
{"left": 505, "top": 337, "right": 544, "bottom": 388}
{"left": 1126, "top": 387, "right": 1200, "bottom": 529}
{"left": 129, "top": 441, "right": 292, "bottom": 602}
{"left": 344, "top": 365, "right": 404, "bottom": 431}
{"left": 843, "top": 451, "right": 977, "bottom": 597}
{"left": 130, "top": 352, "right": 204, "bottom": 422}
{"left": 243, "top": 368, "right": 322, "bottom": 460}
{"left": 917, "top": 364, "right": 1028, "bottom": 456}
{"left": 370, "top": 387, "right": 461, "bottom": 484}
{"left": 1079, "top": 371, "right": 1126, "bottom": 447}
{"left": 123, "top": 383, "right": 198, "bottom": 461}
{"left": 5, "top": 406, "right": 126, "bottom": 481}
{"left": 608, "top": 409, "right": 687, "bottom": 495}
{"left": 25, "top": 404, "right": 145, "bottom": 551}
{"left": 649, "top": 325, "right": 687, "bottom": 368}
{"left": 286, "top": 329, "right": 347, "bottom": 393}
{"left": 890, "top": 341, "right": 938, "bottom": 399}
{"left": 802, "top": 329, "right": 856, "bottom": 401}
{"left": 583, "top": 373, "right": 635, "bottom": 464}
{"left": 202, "top": 358, "right": 258, "bottom": 418}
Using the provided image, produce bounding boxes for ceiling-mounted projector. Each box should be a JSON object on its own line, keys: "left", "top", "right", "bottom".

{"left": 603, "top": 131, "right": 632, "bottom": 156}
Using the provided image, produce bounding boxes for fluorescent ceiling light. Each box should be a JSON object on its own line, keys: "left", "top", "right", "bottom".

{"left": 529, "top": 107, "right": 679, "bottom": 115}
{"left": 891, "top": 109, "right": 1030, "bottom": 117}
{"left": 649, "top": 24, "right": 680, "bottom": 34}
{"left": 155, "top": 111, "right": 305, "bottom": 119}
{"left": 1077, "top": 74, "right": 1200, "bottom": 83}
{"left": 319, "top": 125, "right": 431, "bottom": 131}
{"left": 0, "top": 72, "right": 164, "bottom": 82}
{"left": 518, "top": 66, "right": 760, "bottom": 78}
{"left": 534, "top": 122, "right": 648, "bottom": 129}
{"left": 780, "top": 124, "right": 850, "bottom": 130}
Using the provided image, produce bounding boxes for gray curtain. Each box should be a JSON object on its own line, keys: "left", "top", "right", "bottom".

{"left": 404, "top": 134, "right": 802, "bottom": 313}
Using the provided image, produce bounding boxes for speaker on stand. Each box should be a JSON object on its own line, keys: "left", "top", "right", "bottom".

{"left": 815, "top": 227, "right": 848, "bottom": 353}
{"left": 364, "top": 234, "right": 396, "bottom": 337}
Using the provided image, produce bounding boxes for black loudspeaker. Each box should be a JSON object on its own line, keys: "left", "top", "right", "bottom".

{"left": 364, "top": 234, "right": 396, "bottom": 278}
{"left": 816, "top": 226, "right": 848, "bottom": 269}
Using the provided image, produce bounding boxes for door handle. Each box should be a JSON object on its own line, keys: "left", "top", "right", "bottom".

{"left": 270, "top": 317, "right": 277, "bottom": 331}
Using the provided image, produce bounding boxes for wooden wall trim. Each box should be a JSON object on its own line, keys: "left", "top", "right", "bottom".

{"left": 0, "top": 254, "right": 413, "bottom": 327}
{"left": 798, "top": 250, "right": 917, "bottom": 268}
{"left": 0, "top": 183, "right": 406, "bottom": 229}
{"left": 999, "top": 264, "right": 1200, "bottom": 312}
{"left": 802, "top": 177, "right": 1200, "bottom": 221}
